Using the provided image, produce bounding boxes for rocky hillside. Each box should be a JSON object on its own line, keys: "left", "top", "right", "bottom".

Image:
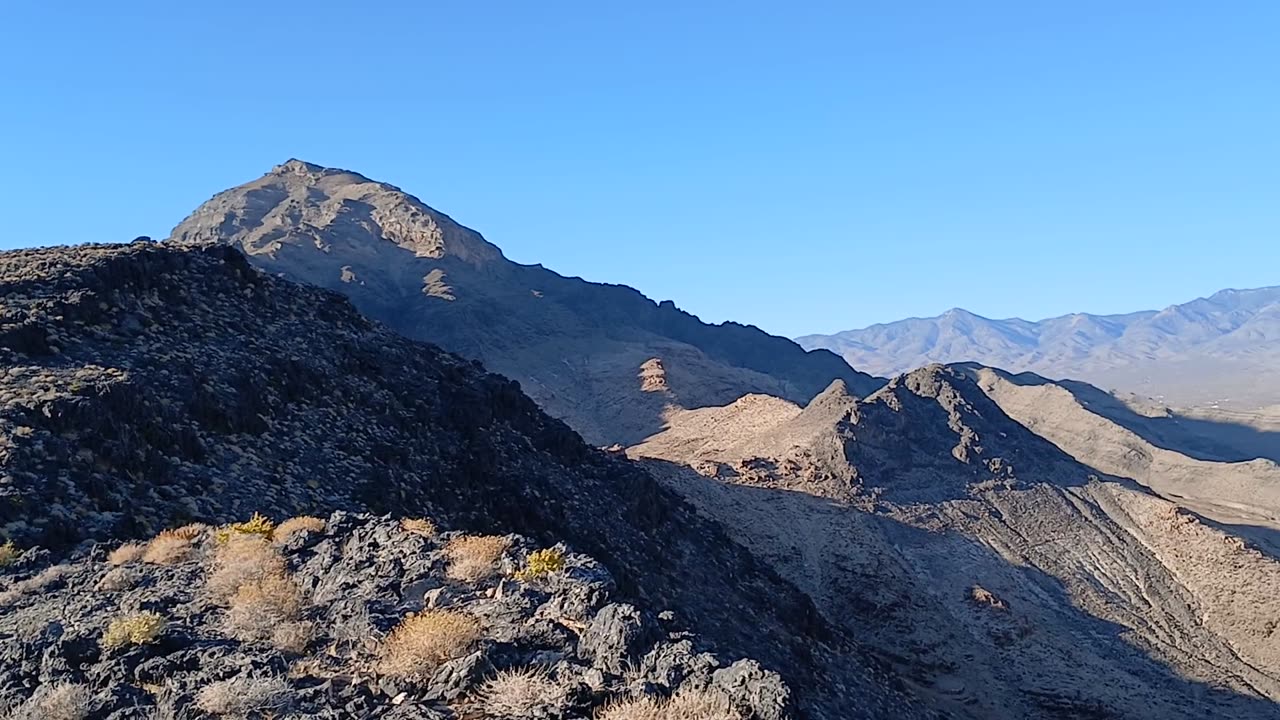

{"left": 797, "top": 286, "right": 1280, "bottom": 410}
{"left": 960, "top": 364, "right": 1280, "bottom": 552}
{"left": 0, "top": 241, "right": 928, "bottom": 719}
{"left": 0, "top": 512, "right": 792, "bottom": 719}
{"left": 167, "top": 160, "right": 881, "bottom": 445}
{"left": 631, "top": 365, "right": 1280, "bottom": 719}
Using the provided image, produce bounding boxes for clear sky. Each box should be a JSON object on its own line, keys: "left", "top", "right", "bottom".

{"left": 2, "top": 2, "right": 1277, "bottom": 337}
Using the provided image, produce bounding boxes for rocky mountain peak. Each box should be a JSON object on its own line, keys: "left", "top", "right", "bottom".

{"left": 170, "top": 160, "right": 505, "bottom": 267}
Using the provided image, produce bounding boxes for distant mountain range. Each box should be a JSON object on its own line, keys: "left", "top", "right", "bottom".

{"left": 169, "top": 160, "right": 879, "bottom": 445}
{"left": 796, "top": 287, "right": 1280, "bottom": 410}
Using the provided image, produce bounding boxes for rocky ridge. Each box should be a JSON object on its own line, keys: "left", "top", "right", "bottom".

{"left": 0, "top": 241, "right": 927, "bottom": 719}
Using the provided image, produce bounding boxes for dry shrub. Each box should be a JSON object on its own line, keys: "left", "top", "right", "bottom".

{"left": 969, "top": 585, "right": 1008, "bottom": 611}
{"left": 142, "top": 533, "right": 194, "bottom": 565}
{"left": 273, "top": 516, "right": 326, "bottom": 545}
{"left": 400, "top": 517, "right": 438, "bottom": 537}
{"left": 195, "top": 676, "right": 292, "bottom": 718}
{"left": 664, "top": 688, "right": 745, "bottom": 719}
{"left": 107, "top": 543, "right": 145, "bottom": 566}
{"left": 0, "top": 565, "right": 71, "bottom": 605}
{"left": 595, "top": 688, "right": 744, "bottom": 720}
{"left": 445, "top": 535, "right": 510, "bottom": 582}
{"left": 225, "top": 572, "right": 303, "bottom": 643}
{"left": 168, "top": 523, "right": 209, "bottom": 540}
{"left": 96, "top": 566, "right": 139, "bottom": 592}
{"left": 595, "top": 696, "right": 663, "bottom": 720}
{"left": 3, "top": 682, "right": 91, "bottom": 720}
{"left": 378, "top": 610, "right": 483, "bottom": 679}
{"left": 270, "top": 621, "right": 315, "bottom": 654}
{"left": 102, "top": 611, "right": 165, "bottom": 649}
{"left": 207, "top": 535, "right": 287, "bottom": 603}
{"left": 476, "top": 667, "right": 569, "bottom": 719}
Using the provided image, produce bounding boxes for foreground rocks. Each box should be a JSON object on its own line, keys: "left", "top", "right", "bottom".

{"left": 0, "top": 513, "right": 789, "bottom": 719}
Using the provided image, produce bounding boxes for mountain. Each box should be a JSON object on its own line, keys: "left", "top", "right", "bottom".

{"left": 168, "top": 160, "right": 881, "bottom": 445}
{"left": 630, "top": 365, "right": 1280, "bottom": 719}
{"left": 796, "top": 287, "right": 1280, "bottom": 410}
{"left": 0, "top": 241, "right": 929, "bottom": 719}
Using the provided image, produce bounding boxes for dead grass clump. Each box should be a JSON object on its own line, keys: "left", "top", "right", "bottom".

{"left": 270, "top": 621, "right": 316, "bottom": 654}
{"left": 107, "top": 543, "right": 146, "bottom": 566}
{"left": 96, "top": 566, "right": 140, "bottom": 592}
{"left": 3, "top": 682, "right": 92, "bottom": 720}
{"left": 195, "top": 676, "right": 293, "bottom": 717}
{"left": 378, "top": 610, "right": 483, "bottom": 679}
{"left": 476, "top": 667, "right": 569, "bottom": 719}
{"left": 400, "top": 517, "right": 438, "bottom": 537}
{"left": 0, "top": 565, "right": 72, "bottom": 605}
{"left": 969, "top": 585, "right": 1008, "bottom": 611}
{"left": 664, "top": 688, "right": 745, "bottom": 719}
{"left": 445, "top": 535, "right": 510, "bottom": 582}
{"left": 102, "top": 611, "right": 165, "bottom": 649}
{"left": 273, "top": 516, "right": 326, "bottom": 545}
{"left": 595, "top": 688, "right": 744, "bottom": 720}
{"left": 142, "top": 532, "right": 194, "bottom": 565}
{"left": 168, "top": 523, "right": 209, "bottom": 540}
{"left": 225, "top": 571, "right": 303, "bottom": 643}
{"left": 207, "top": 535, "right": 287, "bottom": 603}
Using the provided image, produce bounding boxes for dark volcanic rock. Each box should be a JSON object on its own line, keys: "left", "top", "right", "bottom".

{"left": 0, "top": 514, "right": 785, "bottom": 719}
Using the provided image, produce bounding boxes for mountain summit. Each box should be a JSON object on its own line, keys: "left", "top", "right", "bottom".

{"left": 170, "top": 161, "right": 881, "bottom": 444}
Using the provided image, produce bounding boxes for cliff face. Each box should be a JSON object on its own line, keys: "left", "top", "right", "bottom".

{"left": 168, "top": 160, "right": 882, "bottom": 445}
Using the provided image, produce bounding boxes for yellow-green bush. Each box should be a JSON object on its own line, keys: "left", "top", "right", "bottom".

{"left": 102, "top": 611, "right": 166, "bottom": 649}
{"left": 215, "top": 513, "right": 276, "bottom": 544}
{"left": 515, "top": 548, "right": 566, "bottom": 582}
{"left": 0, "top": 541, "right": 20, "bottom": 567}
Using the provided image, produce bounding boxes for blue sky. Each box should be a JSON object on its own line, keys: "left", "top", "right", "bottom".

{"left": 1, "top": 2, "right": 1276, "bottom": 337}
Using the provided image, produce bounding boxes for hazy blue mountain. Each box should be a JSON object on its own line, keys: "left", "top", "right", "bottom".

{"left": 797, "top": 286, "right": 1280, "bottom": 409}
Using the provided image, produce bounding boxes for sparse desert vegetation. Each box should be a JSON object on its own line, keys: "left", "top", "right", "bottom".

{"left": 475, "top": 667, "right": 570, "bottom": 718}
{"left": 195, "top": 675, "right": 293, "bottom": 718}
{"left": 445, "top": 534, "right": 511, "bottom": 582}
{"left": 101, "top": 611, "right": 166, "bottom": 649}
{"left": 400, "top": 516, "right": 438, "bottom": 537}
{"left": 107, "top": 542, "right": 145, "bottom": 566}
{"left": 378, "top": 609, "right": 483, "bottom": 679}
{"left": 273, "top": 515, "right": 326, "bottom": 544}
